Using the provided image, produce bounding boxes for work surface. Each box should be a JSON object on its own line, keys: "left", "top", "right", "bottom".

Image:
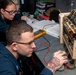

{"left": 34, "top": 34, "right": 76, "bottom": 75}
{"left": 27, "top": 18, "right": 60, "bottom": 38}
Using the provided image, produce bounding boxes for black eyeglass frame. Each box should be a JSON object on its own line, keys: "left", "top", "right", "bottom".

{"left": 16, "top": 40, "right": 34, "bottom": 46}
{"left": 4, "top": 9, "right": 18, "bottom": 15}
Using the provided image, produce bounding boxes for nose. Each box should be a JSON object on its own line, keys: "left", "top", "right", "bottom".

{"left": 12, "top": 13, "right": 15, "bottom": 16}
{"left": 31, "top": 42, "right": 36, "bottom": 48}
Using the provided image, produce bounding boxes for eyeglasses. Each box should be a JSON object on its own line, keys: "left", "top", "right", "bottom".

{"left": 16, "top": 40, "right": 34, "bottom": 46}
{"left": 4, "top": 9, "right": 18, "bottom": 15}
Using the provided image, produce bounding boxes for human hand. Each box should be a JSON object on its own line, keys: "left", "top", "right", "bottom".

{"left": 46, "top": 50, "right": 68, "bottom": 74}
{"left": 21, "top": 16, "right": 27, "bottom": 20}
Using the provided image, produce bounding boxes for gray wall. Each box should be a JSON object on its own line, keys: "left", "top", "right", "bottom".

{"left": 56, "top": 0, "right": 76, "bottom": 12}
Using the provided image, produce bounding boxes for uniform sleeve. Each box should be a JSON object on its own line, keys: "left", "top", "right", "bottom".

{"left": 13, "top": 14, "right": 22, "bottom": 21}
{"left": 39, "top": 68, "right": 53, "bottom": 75}
{"left": 13, "top": 14, "right": 26, "bottom": 23}
{"left": 0, "top": 57, "right": 17, "bottom": 75}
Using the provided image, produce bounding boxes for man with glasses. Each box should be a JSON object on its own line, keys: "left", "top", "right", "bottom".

{"left": 0, "top": 0, "right": 27, "bottom": 45}
{"left": 0, "top": 21, "right": 68, "bottom": 75}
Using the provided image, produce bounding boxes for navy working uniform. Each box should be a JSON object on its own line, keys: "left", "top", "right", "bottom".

{"left": 0, "top": 42, "right": 53, "bottom": 75}
{"left": 0, "top": 14, "right": 23, "bottom": 45}
{"left": 0, "top": 14, "right": 22, "bottom": 33}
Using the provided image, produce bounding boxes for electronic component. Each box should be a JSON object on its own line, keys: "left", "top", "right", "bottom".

{"left": 34, "top": 29, "right": 46, "bottom": 39}
{"left": 63, "top": 10, "right": 76, "bottom": 61}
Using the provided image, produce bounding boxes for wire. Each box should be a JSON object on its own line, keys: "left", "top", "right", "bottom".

{"left": 34, "top": 35, "right": 50, "bottom": 52}
{"left": 34, "top": 35, "right": 51, "bottom": 65}
{"left": 43, "top": 36, "right": 51, "bottom": 65}
{"left": 34, "top": 41, "right": 50, "bottom": 65}
{"left": 43, "top": 22, "right": 56, "bottom": 29}
{"left": 44, "top": 43, "right": 51, "bottom": 65}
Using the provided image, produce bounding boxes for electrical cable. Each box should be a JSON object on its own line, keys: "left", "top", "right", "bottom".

{"left": 43, "top": 22, "right": 56, "bottom": 29}
{"left": 34, "top": 35, "right": 50, "bottom": 52}
{"left": 33, "top": 35, "right": 51, "bottom": 65}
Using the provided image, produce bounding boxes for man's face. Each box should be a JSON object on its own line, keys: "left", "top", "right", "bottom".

{"left": 16, "top": 32, "right": 36, "bottom": 57}
{"left": 1, "top": 4, "right": 17, "bottom": 20}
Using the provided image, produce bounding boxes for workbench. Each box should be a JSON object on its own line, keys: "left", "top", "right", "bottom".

{"left": 34, "top": 34, "right": 76, "bottom": 75}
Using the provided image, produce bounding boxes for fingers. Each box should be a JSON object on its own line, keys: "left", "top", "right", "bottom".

{"left": 46, "top": 50, "right": 68, "bottom": 73}
{"left": 21, "top": 16, "right": 27, "bottom": 20}
{"left": 54, "top": 50, "right": 67, "bottom": 57}
{"left": 59, "top": 56, "right": 68, "bottom": 64}
{"left": 54, "top": 50, "right": 66, "bottom": 55}
{"left": 53, "top": 50, "right": 68, "bottom": 64}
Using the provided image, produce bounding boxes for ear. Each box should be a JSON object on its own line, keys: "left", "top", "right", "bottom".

{"left": 1, "top": 9, "right": 5, "bottom": 14}
{"left": 11, "top": 42, "right": 18, "bottom": 52}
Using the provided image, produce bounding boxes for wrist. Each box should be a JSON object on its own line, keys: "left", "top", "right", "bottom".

{"left": 46, "top": 63, "right": 56, "bottom": 74}
{"left": 46, "top": 57, "right": 60, "bottom": 74}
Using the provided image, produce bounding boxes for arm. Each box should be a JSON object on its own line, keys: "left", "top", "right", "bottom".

{"left": 40, "top": 50, "right": 68, "bottom": 75}
{"left": 39, "top": 68, "right": 53, "bottom": 75}
{"left": 14, "top": 14, "right": 27, "bottom": 21}
{"left": 13, "top": 14, "right": 27, "bottom": 23}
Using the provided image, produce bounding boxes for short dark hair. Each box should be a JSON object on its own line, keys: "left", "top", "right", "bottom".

{"left": 6, "top": 21, "right": 33, "bottom": 45}
{"left": 0, "top": 0, "right": 15, "bottom": 9}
